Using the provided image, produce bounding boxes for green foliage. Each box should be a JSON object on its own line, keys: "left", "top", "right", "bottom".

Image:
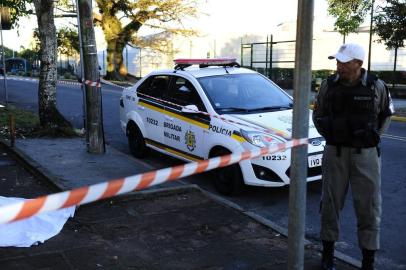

{"left": 33, "top": 27, "right": 78, "bottom": 57}
{"left": 17, "top": 47, "right": 39, "bottom": 63}
{"left": 374, "top": 0, "right": 406, "bottom": 50}
{"left": 0, "top": 105, "right": 39, "bottom": 139}
{"left": 312, "top": 69, "right": 335, "bottom": 80}
{"left": 327, "top": 0, "right": 372, "bottom": 37}
{"left": 57, "top": 27, "right": 79, "bottom": 56}
{"left": 61, "top": 71, "right": 76, "bottom": 80}
{"left": 94, "top": 0, "right": 200, "bottom": 79}
{"left": 31, "top": 28, "right": 41, "bottom": 52}
{"left": 0, "top": 0, "right": 33, "bottom": 28}
{"left": 0, "top": 45, "right": 16, "bottom": 58}
{"left": 0, "top": 105, "right": 38, "bottom": 129}
{"left": 0, "top": 105, "right": 78, "bottom": 138}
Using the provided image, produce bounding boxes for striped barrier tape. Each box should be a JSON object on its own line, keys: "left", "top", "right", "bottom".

{"left": 0, "top": 76, "right": 100, "bottom": 88}
{"left": 83, "top": 79, "right": 101, "bottom": 88}
{"left": 136, "top": 92, "right": 290, "bottom": 139}
{"left": 0, "top": 75, "right": 293, "bottom": 136}
{"left": 94, "top": 79, "right": 291, "bottom": 138}
{"left": 0, "top": 138, "right": 307, "bottom": 225}
{"left": 87, "top": 78, "right": 289, "bottom": 138}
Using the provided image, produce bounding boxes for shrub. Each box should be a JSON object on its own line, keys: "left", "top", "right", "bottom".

{"left": 371, "top": 70, "right": 406, "bottom": 85}
{"left": 63, "top": 72, "right": 73, "bottom": 79}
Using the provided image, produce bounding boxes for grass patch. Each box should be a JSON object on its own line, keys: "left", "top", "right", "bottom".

{"left": 0, "top": 105, "right": 40, "bottom": 128}
{"left": 0, "top": 105, "right": 79, "bottom": 138}
{"left": 0, "top": 105, "right": 40, "bottom": 138}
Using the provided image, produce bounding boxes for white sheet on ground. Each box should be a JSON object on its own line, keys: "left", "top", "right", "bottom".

{"left": 0, "top": 196, "right": 75, "bottom": 247}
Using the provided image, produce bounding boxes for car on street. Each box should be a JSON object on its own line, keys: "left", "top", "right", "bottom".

{"left": 119, "top": 58, "right": 325, "bottom": 195}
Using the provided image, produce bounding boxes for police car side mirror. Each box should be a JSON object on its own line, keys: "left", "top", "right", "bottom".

{"left": 181, "top": 104, "right": 199, "bottom": 114}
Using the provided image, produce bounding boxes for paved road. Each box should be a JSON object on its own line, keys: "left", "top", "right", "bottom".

{"left": 1, "top": 78, "right": 406, "bottom": 269}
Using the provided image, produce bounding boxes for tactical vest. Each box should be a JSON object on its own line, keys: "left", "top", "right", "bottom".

{"left": 322, "top": 74, "right": 380, "bottom": 148}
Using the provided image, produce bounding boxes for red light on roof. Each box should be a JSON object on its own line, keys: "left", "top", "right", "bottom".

{"left": 174, "top": 58, "right": 237, "bottom": 66}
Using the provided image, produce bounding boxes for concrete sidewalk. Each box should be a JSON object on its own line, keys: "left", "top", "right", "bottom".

{"left": 0, "top": 138, "right": 358, "bottom": 269}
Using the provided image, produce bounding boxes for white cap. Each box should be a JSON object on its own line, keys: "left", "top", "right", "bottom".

{"left": 328, "top": 43, "right": 365, "bottom": 63}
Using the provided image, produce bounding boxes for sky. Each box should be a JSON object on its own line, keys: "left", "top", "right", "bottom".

{"left": 2, "top": 0, "right": 333, "bottom": 52}
{"left": 195, "top": 0, "right": 330, "bottom": 36}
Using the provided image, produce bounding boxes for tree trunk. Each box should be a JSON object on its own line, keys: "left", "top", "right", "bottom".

{"left": 115, "top": 38, "right": 128, "bottom": 77}
{"left": 104, "top": 38, "right": 128, "bottom": 81}
{"left": 99, "top": 11, "right": 126, "bottom": 81}
{"left": 105, "top": 39, "right": 118, "bottom": 80}
{"left": 98, "top": 8, "right": 138, "bottom": 81}
{"left": 33, "top": 0, "right": 71, "bottom": 130}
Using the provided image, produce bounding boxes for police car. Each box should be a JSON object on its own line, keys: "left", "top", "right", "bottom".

{"left": 120, "top": 58, "right": 324, "bottom": 195}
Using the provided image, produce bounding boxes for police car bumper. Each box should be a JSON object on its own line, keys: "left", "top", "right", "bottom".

{"left": 239, "top": 152, "right": 323, "bottom": 187}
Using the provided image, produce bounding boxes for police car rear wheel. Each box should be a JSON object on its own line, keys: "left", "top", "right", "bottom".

{"left": 127, "top": 123, "right": 148, "bottom": 158}
{"left": 212, "top": 149, "right": 244, "bottom": 196}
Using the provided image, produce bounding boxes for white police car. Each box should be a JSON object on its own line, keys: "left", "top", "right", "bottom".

{"left": 120, "top": 58, "right": 324, "bottom": 195}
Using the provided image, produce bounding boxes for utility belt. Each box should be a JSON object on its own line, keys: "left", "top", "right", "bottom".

{"left": 326, "top": 143, "right": 381, "bottom": 157}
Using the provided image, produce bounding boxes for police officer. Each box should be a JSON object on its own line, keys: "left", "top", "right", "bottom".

{"left": 313, "top": 43, "right": 394, "bottom": 270}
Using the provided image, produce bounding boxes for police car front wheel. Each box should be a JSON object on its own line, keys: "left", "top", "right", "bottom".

{"left": 127, "top": 122, "right": 148, "bottom": 158}
{"left": 211, "top": 149, "right": 244, "bottom": 196}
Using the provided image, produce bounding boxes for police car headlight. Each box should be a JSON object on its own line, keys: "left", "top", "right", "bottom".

{"left": 241, "top": 130, "right": 285, "bottom": 148}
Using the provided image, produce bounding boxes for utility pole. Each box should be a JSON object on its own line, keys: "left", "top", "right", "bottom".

{"left": 287, "top": 0, "right": 314, "bottom": 269}
{"left": 0, "top": 6, "right": 10, "bottom": 106}
{"left": 367, "top": 0, "right": 375, "bottom": 73}
{"left": 77, "top": 0, "right": 105, "bottom": 154}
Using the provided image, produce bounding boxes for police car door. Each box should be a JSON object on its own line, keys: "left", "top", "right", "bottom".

{"left": 136, "top": 75, "right": 169, "bottom": 146}
{"left": 162, "top": 76, "right": 210, "bottom": 161}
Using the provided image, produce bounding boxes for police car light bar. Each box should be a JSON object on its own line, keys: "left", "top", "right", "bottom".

{"left": 174, "top": 58, "right": 240, "bottom": 70}
{"left": 174, "top": 58, "right": 237, "bottom": 65}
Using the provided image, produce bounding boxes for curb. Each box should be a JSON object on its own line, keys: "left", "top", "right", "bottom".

{"left": 0, "top": 137, "right": 360, "bottom": 269}
{"left": 0, "top": 139, "right": 62, "bottom": 192}
{"left": 391, "top": 115, "right": 406, "bottom": 122}
{"left": 198, "top": 188, "right": 362, "bottom": 269}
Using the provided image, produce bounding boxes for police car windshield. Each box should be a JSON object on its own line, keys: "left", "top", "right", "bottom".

{"left": 198, "top": 74, "right": 292, "bottom": 114}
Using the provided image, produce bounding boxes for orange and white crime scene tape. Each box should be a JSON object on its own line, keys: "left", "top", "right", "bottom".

{"left": 83, "top": 79, "right": 101, "bottom": 88}
{"left": 0, "top": 139, "right": 307, "bottom": 225}
{"left": 0, "top": 76, "right": 100, "bottom": 88}
{"left": 136, "top": 92, "right": 290, "bottom": 139}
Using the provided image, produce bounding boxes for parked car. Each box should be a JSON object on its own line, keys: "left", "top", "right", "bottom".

{"left": 119, "top": 58, "right": 325, "bottom": 195}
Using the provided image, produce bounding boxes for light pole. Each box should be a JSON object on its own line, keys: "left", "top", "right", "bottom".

{"left": 367, "top": 0, "right": 375, "bottom": 73}
{"left": 0, "top": 7, "right": 8, "bottom": 106}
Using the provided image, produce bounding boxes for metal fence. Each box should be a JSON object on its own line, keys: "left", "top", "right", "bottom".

{"left": 241, "top": 35, "right": 406, "bottom": 89}
{"left": 241, "top": 35, "right": 296, "bottom": 89}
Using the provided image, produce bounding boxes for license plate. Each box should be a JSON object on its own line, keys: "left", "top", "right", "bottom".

{"left": 308, "top": 154, "right": 322, "bottom": 168}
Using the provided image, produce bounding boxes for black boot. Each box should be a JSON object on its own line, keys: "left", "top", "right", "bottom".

{"left": 361, "top": 249, "right": 375, "bottom": 270}
{"left": 321, "top": 241, "right": 336, "bottom": 270}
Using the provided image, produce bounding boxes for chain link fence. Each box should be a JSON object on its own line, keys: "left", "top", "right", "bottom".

{"left": 241, "top": 36, "right": 297, "bottom": 89}
{"left": 241, "top": 35, "right": 406, "bottom": 93}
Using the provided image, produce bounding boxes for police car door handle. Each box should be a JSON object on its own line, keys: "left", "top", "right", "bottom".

{"left": 137, "top": 104, "right": 145, "bottom": 110}
{"left": 164, "top": 115, "right": 174, "bottom": 121}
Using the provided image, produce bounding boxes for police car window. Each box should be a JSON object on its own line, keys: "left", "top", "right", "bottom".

{"left": 167, "top": 77, "right": 206, "bottom": 111}
{"left": 198, "top": 74, "right": 292, "bottom": 113}
{"left": 137, "top": 75, "right": 169, "bottom": 98}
